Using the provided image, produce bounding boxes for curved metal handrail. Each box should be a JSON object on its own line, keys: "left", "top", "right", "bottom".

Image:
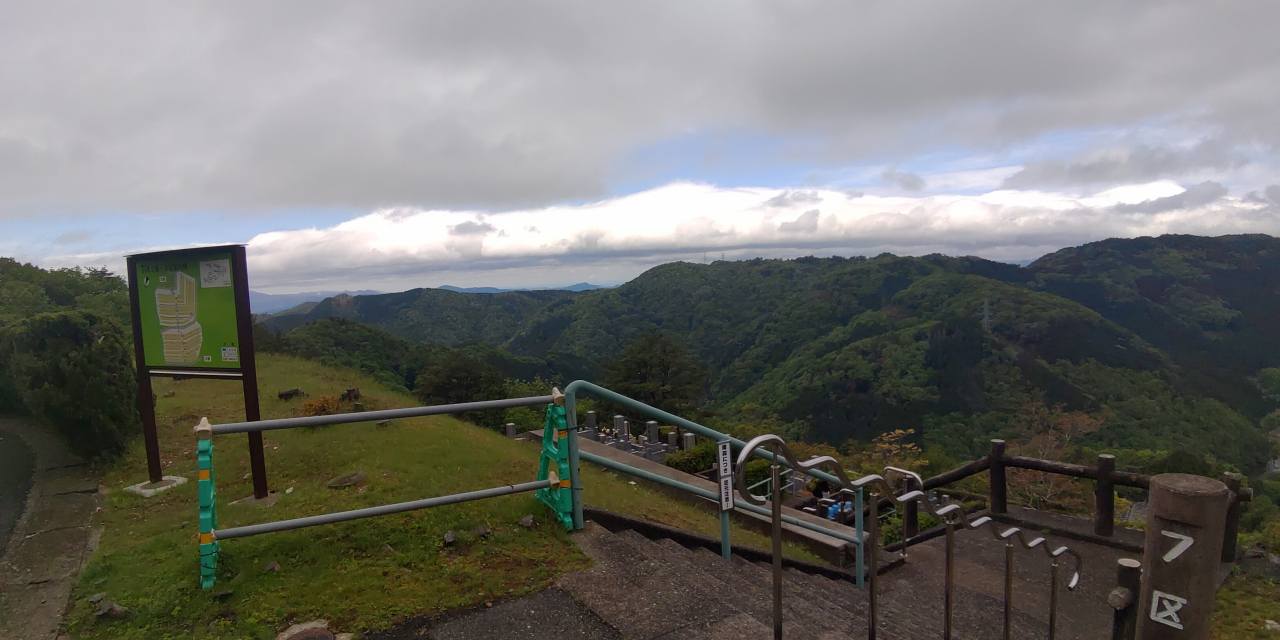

{"left": 734, "top": 434, "right": 902, "bottom": 504}
{"left": 896, "top": 488, "right": 1083, "bottom": 590}
{"left": 734, "top": 433, "right": 1084, "bottom": 640}
{"left": 735, "top": 435, "right": 1083, "bottom": 590}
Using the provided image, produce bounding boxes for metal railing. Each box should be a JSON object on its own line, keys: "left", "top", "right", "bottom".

{"left": 746, "top": 466, "right": 796, "bottom": 499}
{"left": 193, "top": 393, "right": 559, "bottom": 589}
{"left": 560, "top": 380, "right": 868, "bottom": 583}
{"left": 734, "top": 433, "right": 1084, "bottom": 640}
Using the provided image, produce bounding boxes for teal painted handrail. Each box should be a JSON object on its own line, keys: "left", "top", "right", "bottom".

{"left": 562, "top": 380, "right": 866, "bottom": 587}
{"left": 579, "top": 450, "right": 862, "bottom": 546}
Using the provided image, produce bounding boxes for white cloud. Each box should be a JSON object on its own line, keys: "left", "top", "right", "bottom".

{"left": 2, "top": 3, "right": 1279, "bottom": 215}
{"left": 215, "top": 180, "right": 1276, "bottom": 291}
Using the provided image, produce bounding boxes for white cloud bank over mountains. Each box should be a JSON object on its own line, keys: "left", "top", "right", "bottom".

{"left": 234, "top": 180, "right": 1279, "bottom": 291}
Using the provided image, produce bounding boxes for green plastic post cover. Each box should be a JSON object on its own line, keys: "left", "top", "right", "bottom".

{"left": 536, "top": 403, "right": 574, "bottom": 530}
{"left": 196, "top": 438, "right": 219, "bottom": 589}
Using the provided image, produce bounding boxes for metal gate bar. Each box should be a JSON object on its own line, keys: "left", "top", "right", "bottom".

{"left": 215, "top": 479, "right": 555, "bottom": 540}
{"left": 210, "top": 395, "right": 555, "bottom": 434}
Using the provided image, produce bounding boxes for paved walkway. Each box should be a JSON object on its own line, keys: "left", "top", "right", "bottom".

{"left": 0, "top": 417, "right": 102, "bottom": 640}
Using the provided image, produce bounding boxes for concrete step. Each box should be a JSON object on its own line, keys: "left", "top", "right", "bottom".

{"left": 559, "top": 524, "right": 750, "bottom": 639}
{"left": 672, "top": 543, "right": 813, "bottom": 634}
{"left": 618, "top": 529, "right": 845, "bottom": 639}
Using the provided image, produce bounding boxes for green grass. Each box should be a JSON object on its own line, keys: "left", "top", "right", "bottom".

{"left": 67, "top": 354, "right": 820, "bottom": 639}
{"left": 1213, "top": 573, "right": 1280, "bottom": 639}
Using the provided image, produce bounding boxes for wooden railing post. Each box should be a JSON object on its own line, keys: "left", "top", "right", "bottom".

{"left": 903, "top": 475, "right": 920, "bottom": 539}
{"left": 1109, "top": 558, "right": 1142, "bottom": 640}
{"left": 1095, "top": 453, "right": 1116, "bottom": 537}
{"left": 988, "top": 439, "right": 1008, "bottom": 514}
{"left": 1137, "top": 474, "right": 1229, "bottom": 638}
{"left": 1221, "top": 472, "right": 1243, "bottom": 562}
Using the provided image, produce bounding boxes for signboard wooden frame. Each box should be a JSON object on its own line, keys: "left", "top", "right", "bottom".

{"left": 126, "top": 245, "right": 268, "bottom": 497}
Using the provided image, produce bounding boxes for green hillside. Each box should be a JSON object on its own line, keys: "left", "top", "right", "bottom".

{"left": 263, "top": 287, "right": 574, "bottom": 345}
{"left": 68, "top": 354, "right": 814, "bottom": 638}
{"left": 264, "top": 235, "right": 1280, "bottom": 473}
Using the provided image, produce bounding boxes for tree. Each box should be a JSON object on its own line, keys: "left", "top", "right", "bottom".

{"left": 5, "top": 311, "right": 139, "bottom": 457}
{"left": 414, "top": 352, "right": 508, "bottom": 426}
{"left": 604, "top": 332, "right": 707, "bottom": 414}
{"left": 1259, "top": 368, "right": 1280, "bottom": 405}
{"left": 1007, "top": 402, "right": 1102, "bottom": 511}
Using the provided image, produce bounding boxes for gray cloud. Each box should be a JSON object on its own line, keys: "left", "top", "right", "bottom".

{"left": 1114, "top": 181, "right": 1229, "bottom": 214}
{"left": 449, "top": 220, "right": 497, "bottom": 236}
{"left": 881, "top": 167, "right": 926, "bottom": 191}
{"left": 764, "top": 190, "right": 821, "bottom": 207}
{"left": 778, "top": 209, "right": 820, "bottom": 233}
{"left": 1003, "top": 139, "right": 1246, "bottom": 189}
{"left": 2, "top": 2, "right": 1279, "bottom": 216}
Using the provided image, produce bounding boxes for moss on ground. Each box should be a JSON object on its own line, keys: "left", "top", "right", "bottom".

{"left": 1212, "top": 572, "right": 1280, "bottom": 639}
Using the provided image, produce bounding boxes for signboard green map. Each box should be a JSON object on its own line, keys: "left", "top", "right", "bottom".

{"left": 134, "top": 250, "right": 242, "bottom": 369}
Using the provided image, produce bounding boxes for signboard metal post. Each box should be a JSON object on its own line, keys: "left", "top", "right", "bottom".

{"left": 717, "top": 440, "right": 733, "bottom": 559}
{"left": 126, "top": 245, "right": 267, "bottom": 498}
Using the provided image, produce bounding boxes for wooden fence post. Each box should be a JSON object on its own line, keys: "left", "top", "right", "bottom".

{"left": 1136, "top": 474, "right": 1229, "bottom": 639}
{"left": 1109, "top": 558, "right": 1142, "bottom": 640}
{"left": 1095, "top": 453, "right": 1116, "bottom": 537}
{"left": 988, "top": 439, "right": 1008, "bottom": 514}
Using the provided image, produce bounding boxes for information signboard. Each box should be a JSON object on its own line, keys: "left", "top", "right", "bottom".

{"left": 717, "top": 440, "right": 734, "bottom": 511}
{"left": 126, "top": 245, "right": 267, "bottom": 497}
{"left": 132, "top": 249, "right": 242, "bottom": 369}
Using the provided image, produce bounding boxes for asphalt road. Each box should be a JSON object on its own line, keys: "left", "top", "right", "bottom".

{"left": 0, "top": 430, "right": 34, "bottom": 557}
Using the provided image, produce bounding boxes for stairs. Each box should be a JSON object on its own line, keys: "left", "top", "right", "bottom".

{"left": 558, "top": 522, "right": 1079, "bottom": 640}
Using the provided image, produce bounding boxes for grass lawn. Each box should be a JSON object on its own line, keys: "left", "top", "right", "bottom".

{"left": 1212, "top": 572, "right": 1280, "bottom": 639}
{"left": 67, "top": 354, "right": 821, "bottom": 639}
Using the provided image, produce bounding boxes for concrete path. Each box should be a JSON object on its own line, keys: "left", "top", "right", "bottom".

{"left": 0, "top": 417, "right": 102, "bottom": 640}
{"left": 368, "top": 588, "right": 620, "bottom": 640}
{"left": 0, "top": 429, "right": 34, "bottom": 558}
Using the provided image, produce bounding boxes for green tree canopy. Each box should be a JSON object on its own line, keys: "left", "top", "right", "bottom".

{"left": 4, "top": 311, "right": 139, "bottom": 457}
{"left": 604, "top": 332, "right": 707, "bottom": 413}
{"left": 414, "top": 352, "right": 508, "bottom": 426}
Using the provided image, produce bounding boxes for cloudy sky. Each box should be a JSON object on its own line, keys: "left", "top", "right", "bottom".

{"left": 3, "top": 2, "right": 1279, "bottom": 293}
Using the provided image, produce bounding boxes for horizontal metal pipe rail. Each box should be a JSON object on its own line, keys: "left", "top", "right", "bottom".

{"left": 563, "top": 380, "right": 844, "bottom": 488}
{"left": 578, "top": 449, "right": 861, "bottom": 546}
{"left": 215, "top": 479, "right": 554, "bottom": 540}
{"left": 746, "top": 466, "right": 795, "bottom": 496}
{"left": 210, "top": 395, "right": 554, "bottom": 434}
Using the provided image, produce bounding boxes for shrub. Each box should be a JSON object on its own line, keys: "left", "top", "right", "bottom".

{"left": 300, "top": 395, "right": 342, "bottom": 417}
{"left": 665, "top": 441, "right": 717, "bottom": 474}
{"left": 5, "top": 311, "right": 139, "bottom": 458}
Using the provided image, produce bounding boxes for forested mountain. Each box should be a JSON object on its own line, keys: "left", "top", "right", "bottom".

{"left": 260, "top": 235, "right": 1280, "bottom": 472}
{"left": 263, "top": 287, "right": 575, "bottom": 344}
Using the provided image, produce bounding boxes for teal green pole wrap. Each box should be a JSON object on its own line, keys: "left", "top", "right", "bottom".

{"left": 195, "top": 420, "right": 219, "bottom": 590}
{"left": 535, "top": 403, "right": 574, "bottom": 530}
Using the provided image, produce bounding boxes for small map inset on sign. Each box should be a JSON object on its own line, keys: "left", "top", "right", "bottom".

{"left": 199, "top": 259, "right": 232, "bottom": 288}
{"left": 155, "top": 271, "right": 203, "bottom": 364}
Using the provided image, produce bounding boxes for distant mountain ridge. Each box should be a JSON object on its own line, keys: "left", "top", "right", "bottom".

{"left": 264, "top": 234, "right": 1280, "bottom": 472}
{"left": 439, "top": 282, "right": 609, "bottom": 294}
{"left": 250, "top": 289, "right": 381, "bottom": 314}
